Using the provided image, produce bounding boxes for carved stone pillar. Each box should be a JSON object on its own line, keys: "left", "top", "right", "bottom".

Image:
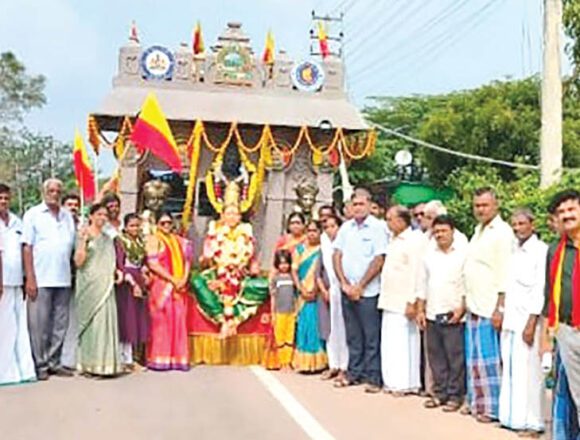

{"left": 261, "top": 168, "right": 286, "bottom": 269}
{"left": 119, "top": 143, "right": 141, "bottom": 220}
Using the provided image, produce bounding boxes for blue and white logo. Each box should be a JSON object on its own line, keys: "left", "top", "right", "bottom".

{"left": 291, "top": 60, "right": 325, "bottom": 92}
{"left": 141, "top": 46, "right": 175, "bottom": 80}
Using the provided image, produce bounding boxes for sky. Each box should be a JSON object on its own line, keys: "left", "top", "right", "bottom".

{"left": 0, "top": 0, "right": 572, "bottom": 175}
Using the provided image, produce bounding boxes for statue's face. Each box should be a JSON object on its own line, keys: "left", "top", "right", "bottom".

{"left": 143, "top": 182, "right": 169, "bottom": 212}
{"left": 145, "top": 195, "right": 164, "bottom": 212}
{"left": 222, "top": 206, "right": 241, "bottom": 228}
{"left": 301, "top": 193, "right": 316, "bottom": 210}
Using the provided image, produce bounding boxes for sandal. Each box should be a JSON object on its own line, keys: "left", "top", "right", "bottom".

{"left": 364, "top": 384, "right": 382, "bottom": 394}
{"left": 442, "top": 401, "right": 461, "bottom": 412}
{"left": 460, "top": 405, "right": 471, "bottom": 416}
{"left": 423, "top": 398, "right": 442, "bottom": 409}
{"left": 476, "top": 414, "right": 493, "bottom": 424}
{"left": 333, "top": 377, "right": 360, "bottom": 388}
{"left": 321, "top": 369, "right": 339, "bottom": 381}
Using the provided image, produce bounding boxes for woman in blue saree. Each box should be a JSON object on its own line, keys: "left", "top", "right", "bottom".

{"left": 292, "top": 220, "right": 328, "bottom": 373}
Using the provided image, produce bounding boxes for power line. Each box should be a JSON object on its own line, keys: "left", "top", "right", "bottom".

{"left": 347, "top": 0, "right": 471, "bottom": 71}
{"left": 351, "top": 0, "right": 504, "bottom": 89}
{"left": 344, "top": 0, "right": 419, "bottom": 52}
{"left": 371, "top": 123, "right": 540, "bottom": 170}
{"left": 374, "top": 0, "right": 506, "bottom": 89}
{"left": 350, "top": 0, "right": 500, "bottom": 84}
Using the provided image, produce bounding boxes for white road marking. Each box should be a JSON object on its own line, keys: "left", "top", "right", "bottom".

{"left": 250, "top": 366, "right": 335, "bottom": 440}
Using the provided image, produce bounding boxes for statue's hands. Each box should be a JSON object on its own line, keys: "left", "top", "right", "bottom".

{"left": 175, "top": 277, "right": 188, "bottom": 292}
{"left": 208, "top": 279, "right": 223, "bottom": 292}
{"left": 249, "top": 261, "right": 260, "bottom": 277}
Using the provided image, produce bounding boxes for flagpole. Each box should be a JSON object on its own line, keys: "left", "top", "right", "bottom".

{"left": 93, "top": 150, "right": 100, "bottom": 197}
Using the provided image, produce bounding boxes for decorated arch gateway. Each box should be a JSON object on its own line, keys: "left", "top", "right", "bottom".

{"left": 88, "top": 22, "right": 374, "bottom": 365}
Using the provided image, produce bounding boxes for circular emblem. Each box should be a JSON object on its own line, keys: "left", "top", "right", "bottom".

{"left": 141, "top": 46, "right": 175, "bottom": 80}
{"left": 291, "top": 60, "right": 325, "bottom": 92}
{"left": 215, "top": 45, "right": 254, "bottom": 85}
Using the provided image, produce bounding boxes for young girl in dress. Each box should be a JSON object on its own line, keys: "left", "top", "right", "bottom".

{"left": 270, "top": 249, "right": 297, "bottom": 369}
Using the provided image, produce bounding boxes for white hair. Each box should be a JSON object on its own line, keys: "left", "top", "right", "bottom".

{"left": 424, "top": 200, "right": 447, "bottom": 216}
{"left": 42, "top": 178, "right": 63, "bottom": 193}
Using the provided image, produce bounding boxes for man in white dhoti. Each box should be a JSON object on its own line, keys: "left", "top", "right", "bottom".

{"left": 498, "top": 208, "right": 546, "bottom": 436}
{"left": 379, "top": 205, "right": 423, "bottom": 395}
{"left": 0, "top": 183, "right": 36, "bottom": 385}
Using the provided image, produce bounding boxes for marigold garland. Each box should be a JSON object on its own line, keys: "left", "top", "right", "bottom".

{"left": 182, "top": 120, "right": 204, "bottom": 230}
{"left": 89, "top": 115, "right": 376, "bottom": 163}
{"left": 87, "top": 115, "right": 101, "bottom": 155}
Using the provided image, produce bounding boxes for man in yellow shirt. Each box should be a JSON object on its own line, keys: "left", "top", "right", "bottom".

{"left": 463, "top": 187, "right": 514, "bottom": 423}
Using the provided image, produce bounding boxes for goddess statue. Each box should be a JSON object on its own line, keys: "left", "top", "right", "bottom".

{"left": 190, "top": 182, "right": 269, "bottom": 338}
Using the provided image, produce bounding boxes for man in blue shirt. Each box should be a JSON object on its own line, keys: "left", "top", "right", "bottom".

{"left": 333, "top": 187, "right": 388, "bottom": 393}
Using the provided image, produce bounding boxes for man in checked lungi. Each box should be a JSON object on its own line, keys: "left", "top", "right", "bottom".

{"left": 463, "top": 187, "right": 514, "bottom": 423}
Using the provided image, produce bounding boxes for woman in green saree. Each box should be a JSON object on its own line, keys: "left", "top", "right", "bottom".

{"left": 74, "top": 203, "right": 122, "bottom": 377}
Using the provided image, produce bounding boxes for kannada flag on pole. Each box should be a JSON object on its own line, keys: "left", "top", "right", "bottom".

{"left": 317, "top": 21, "right": 330, "bottom": 59}
{"left": 73, "top": 129, "right": 96, "bottom": 201}
{"left": 130, "top": 93, "right": 182, "bottom": 172}
{"left": 193, "top": 21, "right": 205, "bottom": 55}
{"left": 262, "top": 30, "right": 275, "bottom": 65}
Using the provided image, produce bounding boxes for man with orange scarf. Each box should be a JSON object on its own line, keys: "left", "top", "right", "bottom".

{"left": 542, "top": 189, "right": 580, "bottom": 429}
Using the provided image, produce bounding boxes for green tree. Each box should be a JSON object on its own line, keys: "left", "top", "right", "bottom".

{"left": 0, "top": 52, "right": 73, "bottom": 213}
{"left": 0, "top": 51, "right": 45, "bottom": 143}
{"left": 362, "top": 77, "right": 580, "bottom": 185}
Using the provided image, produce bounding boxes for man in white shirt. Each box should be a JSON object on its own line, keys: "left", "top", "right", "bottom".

{"left": 417, "top": 200, "right": 467, "bottom": 397}
{"left": 421, "top": 200, "right": 469, "bottom": 248}
{"left": 416, "top": 215, "right": 467, "bottom": 412}
{"left": 23, "top": 178, "right": 76, "bottom": 380}
{"left": 0, "top": 183, "right": 36, "bottom": 385}
{"left": 379, "top": 205, "right": 423, "bottom": 395}
{"left": 463, "top": 187, "right": 514, "bottom": 423}
{"left": 498, "top": 208, "right": 547, "bottom": 436}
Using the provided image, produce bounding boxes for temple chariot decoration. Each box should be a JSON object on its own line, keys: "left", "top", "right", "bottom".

{"left": 86, "top": 20, "right": 375, "bottom": 365}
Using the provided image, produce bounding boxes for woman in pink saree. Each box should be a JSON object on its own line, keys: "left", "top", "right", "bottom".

{"left": 145, "top": 212, "right": 192, "bottom": 371}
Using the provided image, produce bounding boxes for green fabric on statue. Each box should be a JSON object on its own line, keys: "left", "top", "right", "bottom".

{"left": 190, "top": 271, "right": 225, "bottom": 322}
{"left": 239, "top": 277, "right": 269, "bottom": 304}
{"left": 190, "top": 270, "right": 269, "bottom": 324}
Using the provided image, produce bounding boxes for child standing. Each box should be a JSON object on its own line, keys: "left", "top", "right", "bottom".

{"left": 271, "top": 250, "right": 297, "bottom": 369}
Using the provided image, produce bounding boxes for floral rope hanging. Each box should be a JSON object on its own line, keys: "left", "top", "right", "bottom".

{"left": 87, "top": 115, "right": 376, "bottom": 164}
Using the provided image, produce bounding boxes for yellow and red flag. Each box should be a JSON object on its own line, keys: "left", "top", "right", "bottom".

{"left": 317, "top": 22, "right": 330, "bottom": 59}
{"left": 130, "top": 93, "right": 182, "bottom": 172}
{"left": 193, "top": 21, "right": 205, "bottom": 55}
{"left": 262, "top": 30, "right": 275, "bottom": 65}
{"left": 73, "top": 129, "right": 96, "bottom": 201}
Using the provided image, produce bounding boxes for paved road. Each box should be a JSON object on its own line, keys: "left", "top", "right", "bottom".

{"left": 1, "top": 367, "right": 520, "bottom": 440}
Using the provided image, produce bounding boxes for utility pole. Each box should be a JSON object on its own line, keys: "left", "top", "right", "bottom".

{"left": 540, "top": 0, "right": 563, "bottom": 188}
{"left": 309, "top": 10, "right": 345, "bottom": 59}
